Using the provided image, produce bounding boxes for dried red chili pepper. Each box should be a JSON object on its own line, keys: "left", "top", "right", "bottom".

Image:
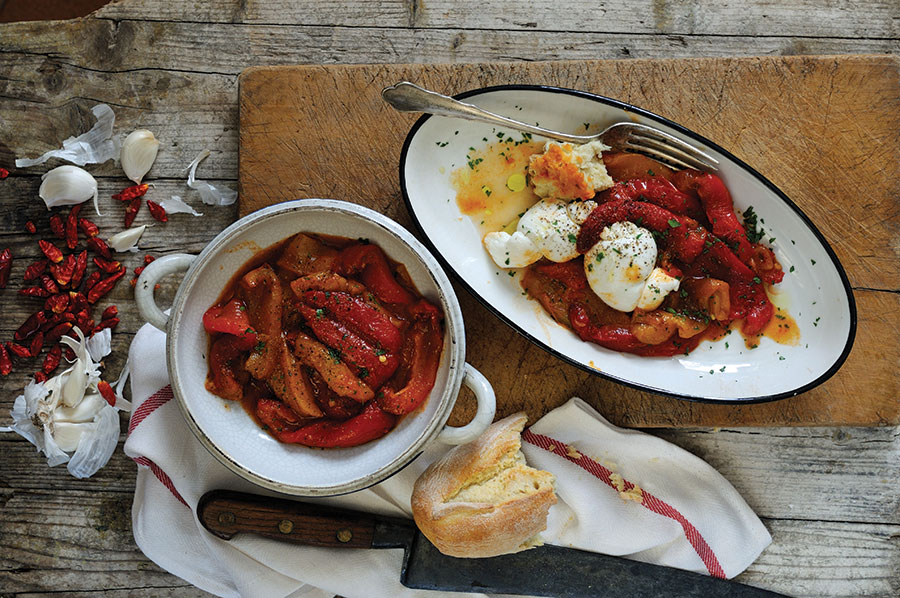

{"left": 82, "top": 270, "right": 102, "bottom": 294}
{"left": 101, "top": 304, "right": 118, "bottom": 320}
{"left": 42, "top": 344, "right": 61, "bottom": 375}
{"left": 44, "top": 293, "right": 70, "bottom": 314}
{"left": 38, "top": 239, "right": 64, "bottom": 263}
{"left": 144, "top": 254, "right": 155, "bottom": 264}
{"left": 49, "top": 214, "right": 65, "bottom": 240}
{"left": 69, "top": 291, "right": 88, "bottom": 313}
{"left": 124, "top": 197, "right": 142, "bottom": 227}
{"left": 19, "top": 286, "right": 51, "bottom": 299}
{"left": 29, "top": 331, "right": 44, "bottom": 357}
{"left": 40, "top": 311, "right": 74, "bottom": 332}
{"left": 7, "top": 342, "right": 31, "bottom": 359}
{"left": 0, "top": 247, "right": 11, "bottom": 288}
{"left": 87, "top": 269, "right": 126, "bottom": 303}
{"left": 65, "top": 204, "right": 81, "bottom": 250}
{"left": 33, "top": 371, "right": 48, "bottom": 383}
{"left": 133, "top": 265, "right": 145, "bottom": 276}
{"left": 15, "top": 310, "right": 47, "bottom": 341}
{"left": 75, "top": 313, "right": 95, "bottom": 335}
{"left": 0, "top": 344, "right": 12, "bottom": 376}
{"left": 50, "top": 253, "right": 76, "bottom": 287}
{"left": 112, "top": 183, "right": 149, "bottom": 202}
{"left": 23, "top": 258, "right": 48, "bottom": 282}
{"left": 146, "top": 200, "right": 168, "bottom": 222}
{"left": 45, "top": 321, "right": 73, "bottom": 344}
{"left": 78, "top": 217, "right": 99, "bottom": 238}
{"left": 39, "top": 274, "right": 60, "bottom": 295}
{"left": 0, "top": 167, "right": 8, "bottom": 179}
{"left": 25, "top": 221, "right": 37, "bottom": 234}
{"left": 92, "top": 317, "right": 120, "bottom": 334}
{"left": 70, "top": 250, "right": 88, "bottom": 288}
{"left": 92, "top": 257, "right": 122, "bottom": 274}
{"left": 97, "top": 380, "right": 117, "bottom": 406}
{"left": 86, "top": 236, "right": 112, "bottom": 259}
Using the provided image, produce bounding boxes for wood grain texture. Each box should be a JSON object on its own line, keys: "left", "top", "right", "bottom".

{"left": 0, "top": 0, "right": 897, "bottom": 596}
{"left": 238, "top": 56, "right": 900, "bottom": 427}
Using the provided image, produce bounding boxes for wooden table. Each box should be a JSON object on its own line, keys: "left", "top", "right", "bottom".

{"left": 0, "top": 1, "right": 897, "bottom": 596}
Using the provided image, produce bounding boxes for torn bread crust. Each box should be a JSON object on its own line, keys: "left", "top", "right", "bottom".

{"left": 411, "top": 413, "right": 557, "bottom": 558}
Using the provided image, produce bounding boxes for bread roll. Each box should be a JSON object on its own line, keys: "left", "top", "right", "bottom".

{"left": 411, "top": 413, "right": 557, "bottom": 558}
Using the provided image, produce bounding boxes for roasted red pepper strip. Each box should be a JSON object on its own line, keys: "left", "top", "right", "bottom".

{"left": 202, "top": 299, "right": 258, "bottom": 350}
{"left": 597, "top": 176, "right": 703, "bottom": 219}
{"left": 301, "top": 290, "right": 404, "bottom": 353}
{"left": 146, "top": 200, "right": 168, "bottom": 222}
{"left": 293, "top": 332, "right": 375, "bottom": 402}
{"left": 672, "top": 170, "right": 753, "bottom": 263}
{"left": 377, "top": 300, "right": 443, "bottom": 415}
{"left": 272, "top": 400, "right": 396, "bottom": 448}
{"left": 336, "top": 244, "right": 414, "bottom": 305}
{"left": 0, "top": 247, "right": 11, "bottom": 288}
{"left": 65, "top": 204, "right": 81, "bottom": 250}
{"left": 577, "top": 200, "right": 708, "bottom": 263}
{"left": 0, "top": 343, "right": 11, "bottom": 376}
{"left": 112, "top": 184, "right": 149, "bottom": 202}
{"left": 568, "top": 303, "right": 647, "bottom": 352}
{"left": 298, "top": 304, "right": 400, "bottom": 389}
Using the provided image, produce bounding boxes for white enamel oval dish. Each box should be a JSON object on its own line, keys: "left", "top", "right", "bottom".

{"left": 399, "top": 85, "right": 856, "bottom": 403}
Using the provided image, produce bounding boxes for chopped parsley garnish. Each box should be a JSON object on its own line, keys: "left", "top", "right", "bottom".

{"left": 668, "top": 218, "right": 681, "bottom": 228}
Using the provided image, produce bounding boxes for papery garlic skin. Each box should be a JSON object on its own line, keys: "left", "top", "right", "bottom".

{"left": 16, "top": 104, "right": 119, "bottom": 168}
{"left": 2, "top": 326, "right": 126, "bottom": 479}
{"left": 39, "top": 165, "right": 100, "bottom": 214}
{"left": 121, "top": 129, "right": 159, "bottom": 184}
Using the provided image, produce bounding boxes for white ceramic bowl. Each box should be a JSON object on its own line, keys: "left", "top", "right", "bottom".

{"left": 399, "top": 85, "right": 856, "bottom": 403}
{"left": 135, "top": 200, "right": 495, "bottom": 496}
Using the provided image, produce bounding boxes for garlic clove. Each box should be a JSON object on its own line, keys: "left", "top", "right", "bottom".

{"left": 108, "top": 225, "right": 146, "bottom": 252}
{"left": 52, "top": 421, "right": 91, "bottom": 452}
{"left": 53, "top": 393, "right": 105, "bottom": 424}
{"left": 121, "top": 129, "right": 159, "bottom": 184}
{"left": 39, "top": 165, "right": 100, "bottom": 214}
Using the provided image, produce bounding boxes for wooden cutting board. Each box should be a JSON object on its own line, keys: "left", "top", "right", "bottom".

{"left": 238, "top": 56, "right": 899, "bottom": 427}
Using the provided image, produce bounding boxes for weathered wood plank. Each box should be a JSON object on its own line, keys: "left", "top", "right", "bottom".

{"left": 94, "top": 0, "right": 900, "bottom": 40}
{"left": 736, "top": 519, "right": 900, "bottom": 598}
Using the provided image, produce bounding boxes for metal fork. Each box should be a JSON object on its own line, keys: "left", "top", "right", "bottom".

{"left": 382, "top": 82, "right": 718, "bottom": 172}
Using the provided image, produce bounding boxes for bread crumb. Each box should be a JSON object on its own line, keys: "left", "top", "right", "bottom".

{"left": 619, "top": 484, "right": 644, "bottom": 504}
{"left": 610, "top": 473, "right": 625, "bottom": 492}
{"left": 548, "top": 444, "right": 556, "bottom": 452}
{"left": 566, "top": 446, "right": 582, "bottom": 459}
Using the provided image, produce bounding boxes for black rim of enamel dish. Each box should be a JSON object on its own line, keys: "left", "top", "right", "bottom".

{"left": 397, "top": 84, "right": 858, "bottom": 404}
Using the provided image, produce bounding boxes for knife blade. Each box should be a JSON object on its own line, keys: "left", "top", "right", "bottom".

{"left": 197, "top": 490, "right": 786, "bottom": 597}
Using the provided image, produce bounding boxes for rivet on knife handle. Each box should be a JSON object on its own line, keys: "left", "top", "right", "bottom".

{"left": 197, "top": 489, "right": 375, "bottom": 548}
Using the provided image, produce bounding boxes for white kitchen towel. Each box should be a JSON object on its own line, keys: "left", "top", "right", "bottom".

{"left": 123, "top": 322, "right": 771, "bottom": 598}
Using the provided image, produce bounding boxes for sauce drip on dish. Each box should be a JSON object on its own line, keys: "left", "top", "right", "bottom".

{"left": 454, "top": 141, "right": 798, "bottom": 356}
{"left": 203, "top": 233, "right": 444, "bottom": 447}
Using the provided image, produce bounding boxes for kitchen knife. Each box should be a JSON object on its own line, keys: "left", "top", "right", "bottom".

{"left": 197, "top": 489, "right": 786, "bottom": 597}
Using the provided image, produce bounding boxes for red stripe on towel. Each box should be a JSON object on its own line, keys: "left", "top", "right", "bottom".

{"left": 129, "top": 385, "right": 186, "bottom": 507}
{"left": 133, "top": 456, "right": 189, "bottom": 507}
{"left": 128, "top": 385, "right": 173, "bottom": 434}
{"left": 522, "top": 428, "right": 727, "bottom": 579}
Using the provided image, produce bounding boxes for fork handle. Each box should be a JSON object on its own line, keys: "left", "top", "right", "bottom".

{"left": 381, "top": 82, "right": 593, "bottom": 145}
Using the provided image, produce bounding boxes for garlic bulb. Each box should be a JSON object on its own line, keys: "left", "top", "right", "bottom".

{"left": 39, "top": 165, "right": 100, "bottom": 214}
{"left": 121, "top": 129, "right": 159, "bottom": 184}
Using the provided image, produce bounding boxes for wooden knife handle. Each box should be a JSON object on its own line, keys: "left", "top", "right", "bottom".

{"left": 197, "top": 489, "right": 376, "bottom": 549}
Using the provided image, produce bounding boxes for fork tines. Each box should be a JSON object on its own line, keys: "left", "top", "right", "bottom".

{"left": 624, "top": 125, "right": 719, "bottom": 172}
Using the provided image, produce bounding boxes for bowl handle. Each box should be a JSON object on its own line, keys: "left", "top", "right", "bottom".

{"left": 437, "top": 363, "right": 496, "bottom": 445}
{"left": 135, "top": 253, "right": 197, "bottom": 332}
